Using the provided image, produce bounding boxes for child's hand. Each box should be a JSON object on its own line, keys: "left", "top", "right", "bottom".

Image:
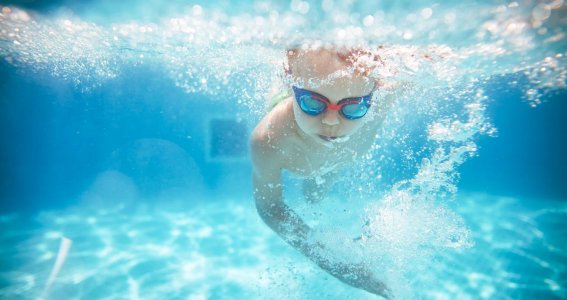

{"left": 354, "top": 265, "right": 392, "bottom": 299}
{"left": 329, "top": 262, "right": 391, "bottom": 298}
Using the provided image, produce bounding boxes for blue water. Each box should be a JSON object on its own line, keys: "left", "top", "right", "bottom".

{"left": 1, "top": 1, "right": 566, "bottom": 299}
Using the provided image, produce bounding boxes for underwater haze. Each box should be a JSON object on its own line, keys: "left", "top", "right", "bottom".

{"left": 1, "top": 0, "right": 566, "bottom": 299}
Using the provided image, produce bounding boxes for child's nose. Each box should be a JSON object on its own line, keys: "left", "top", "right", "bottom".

{"left": 321, "top": 110, "right": 340, "bottom": 126}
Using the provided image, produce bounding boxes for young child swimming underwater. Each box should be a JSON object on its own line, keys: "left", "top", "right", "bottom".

{"left": 251, "top": 46, "right": 398, "bottom": 298}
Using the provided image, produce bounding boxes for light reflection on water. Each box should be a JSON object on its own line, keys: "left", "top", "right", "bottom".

{"left": 0, "top": 193, "right": 565, "bottom": 299}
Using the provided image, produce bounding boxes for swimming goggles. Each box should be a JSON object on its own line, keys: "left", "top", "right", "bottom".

{"left": 292, "top": 86, "right": 373, "bottom": 120}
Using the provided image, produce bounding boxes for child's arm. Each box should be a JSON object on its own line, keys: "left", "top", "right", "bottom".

{"left": 251, "top": 138, "right": 390, "bottom": 298}
{"left": 251, "top": 139, "right": 311, "bottom": 251}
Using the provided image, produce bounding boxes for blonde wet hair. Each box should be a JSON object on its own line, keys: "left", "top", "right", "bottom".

{"left": 285, "top": 45, "right": 383, "bottom": 75}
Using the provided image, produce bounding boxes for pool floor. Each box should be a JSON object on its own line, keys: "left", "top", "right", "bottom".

{"left": 0, "top": 193, "right": 565, "bottom": 299}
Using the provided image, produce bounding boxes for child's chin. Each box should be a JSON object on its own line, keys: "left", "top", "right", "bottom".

{"left": 331, "top": 135, "right": 351, "bottom": 143}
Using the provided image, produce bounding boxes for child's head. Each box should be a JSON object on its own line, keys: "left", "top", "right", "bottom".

{"left": 285, "top": 46, "right": 382, "bottom": 144}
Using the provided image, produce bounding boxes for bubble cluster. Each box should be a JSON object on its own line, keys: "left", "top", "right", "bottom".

{"left": 0, "top": 8, "right": 119, "bottom": 91}
{"left": 1, "top": 1, "right": 564, "bottom": 100}
{"left": 428, "top": 89, "right": 496, "bottom": 143}
{"left": 517, "top": 53, "right": 567, "bottom": 106}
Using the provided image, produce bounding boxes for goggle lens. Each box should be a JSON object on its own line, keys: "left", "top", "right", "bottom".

{"left": 341, "top": 102, "right": 369, "bottom": 119}
{"left": 299, "top": 95, "right": 326, "bottom": 115}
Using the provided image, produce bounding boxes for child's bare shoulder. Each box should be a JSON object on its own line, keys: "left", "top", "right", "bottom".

{"left": 250, "top": 98, "right": 296, "bottom": 171}
{"left": 251, "top": 99, "right": 295, "bottom": 146}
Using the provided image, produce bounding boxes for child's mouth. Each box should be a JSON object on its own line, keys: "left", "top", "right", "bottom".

{"left": 318, "top": 134, "right": 349, "bottom": 143}
{"left": 317, "top": 135, "right": 337, "bottom": 142}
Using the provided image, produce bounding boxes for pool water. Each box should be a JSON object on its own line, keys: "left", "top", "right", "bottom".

{"left": 1, "top": 0, "right": 566, "bottom": 299}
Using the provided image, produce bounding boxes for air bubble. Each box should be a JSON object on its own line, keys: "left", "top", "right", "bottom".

{"left": 192, "top": 5, "right": 203, "bottom": 16}
{"left": 421, "top": 8, "right": 433, "bottom": 19}
{"left": 362, "top": 15, "right": 374, "bottom": 27}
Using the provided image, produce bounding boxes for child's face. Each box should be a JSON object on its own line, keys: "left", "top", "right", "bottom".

{"left": 290, "top": 52, "right": 375, "bottom": 144}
